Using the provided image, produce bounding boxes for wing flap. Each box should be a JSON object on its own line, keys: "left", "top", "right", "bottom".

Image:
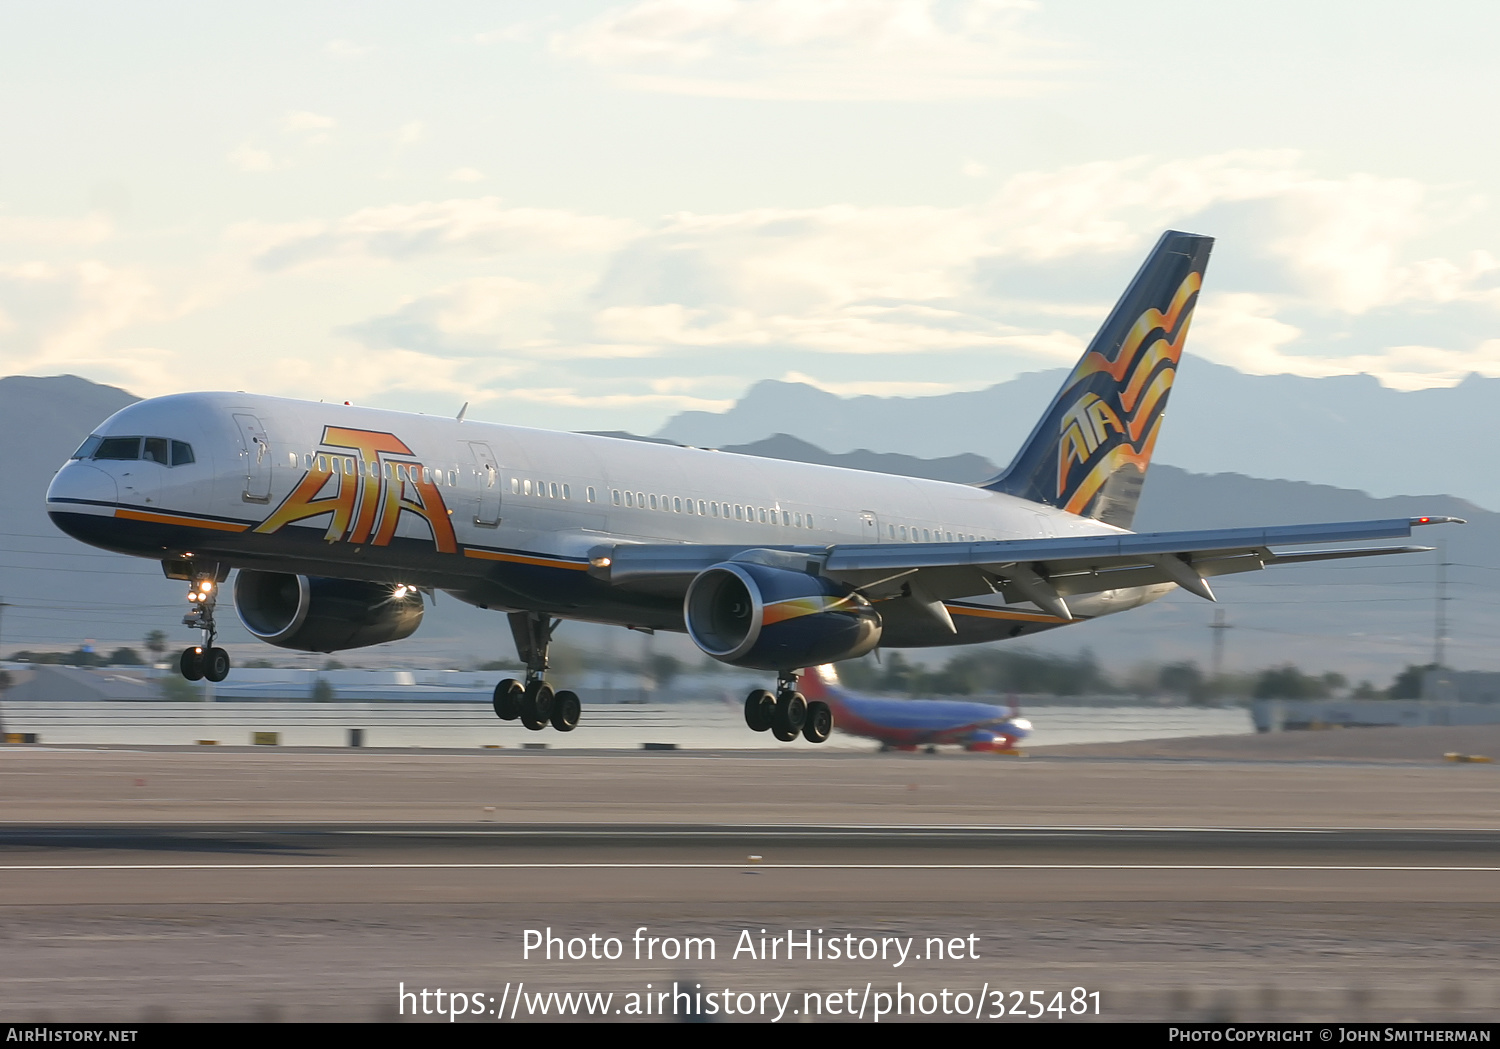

{"left": 591, "top": 517, "right": 1460, "bottom": 609}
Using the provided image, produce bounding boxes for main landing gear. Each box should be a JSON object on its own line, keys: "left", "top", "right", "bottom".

{"left": 179, "top": 572, "right": 230, "bottom": 683}
{"left": 491, "top": 611, "right": 580, "bottom": 733}
{"left": 744, "top": 672, "right": 832, "bottom": 744}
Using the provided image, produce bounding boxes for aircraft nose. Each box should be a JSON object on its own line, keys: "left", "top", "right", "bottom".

{"left": 46, "top": 461, "right": 118, "bottom": 507}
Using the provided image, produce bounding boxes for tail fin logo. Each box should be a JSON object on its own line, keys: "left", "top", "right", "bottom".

{"left": 1054, "top": 270, "right": 1199, "bottom": 515}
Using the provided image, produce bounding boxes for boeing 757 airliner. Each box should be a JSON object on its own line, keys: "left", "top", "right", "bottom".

{"left": 45, "top": 231, "right": 1460, "bottom": 743}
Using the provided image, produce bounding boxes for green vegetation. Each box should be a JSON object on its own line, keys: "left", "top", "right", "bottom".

{"left": 10, "top": 648, "right": 146, "bottom": 667}
{"left": 832, "top": 650, "right": 1427, "bottom": 701}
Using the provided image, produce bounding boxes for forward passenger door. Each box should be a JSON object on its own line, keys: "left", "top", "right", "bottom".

{"left": 468, "top": 441, "right": 502, "bottom": 528}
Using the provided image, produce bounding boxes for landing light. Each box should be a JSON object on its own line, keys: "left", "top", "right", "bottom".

{"left": 199, "top": 581, "right": 213, "bottom": 593}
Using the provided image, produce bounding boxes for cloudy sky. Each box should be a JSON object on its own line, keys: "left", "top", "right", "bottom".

{"left": 4, "top": 1, "right": 1500, "bottom": 434}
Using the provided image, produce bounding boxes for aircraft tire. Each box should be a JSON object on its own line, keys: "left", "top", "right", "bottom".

{"left": 179, "top": 647, "right": 206, "bottom": 682}
{"left": 771, "top": 723, "right": 799, "bottom": 742}
{"left": 521, "top": 681, "right": 554, "bottom": 731}
{"left": 743, "top": 689, "right": 775, "bottom": 732}
{"left": 551, "top": 690, "right": 581, "bottom": 732}
{"left": 773, "top": 689, "right": 807, "bottom": 736}
{"left": 801, "top": 701, "right": 832, "bottom": 744}
{"left": 204, "top": 647, "right": 231, "bottom": 683}
{"left": 492, "top": 678, "right": 523, "bottom": 721}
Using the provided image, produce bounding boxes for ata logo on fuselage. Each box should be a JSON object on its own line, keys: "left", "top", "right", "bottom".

{"left": 255, "top": 426, "right": 458, "bottom": 553}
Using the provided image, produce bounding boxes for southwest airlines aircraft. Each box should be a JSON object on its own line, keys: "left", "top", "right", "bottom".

{"left": 45, "top": 231, "right": 1459, "bottom": 744}
{"left": 797, "top": 664, "right": 1031, "bottom": 753}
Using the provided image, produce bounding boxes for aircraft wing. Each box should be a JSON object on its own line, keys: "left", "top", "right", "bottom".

{"left": 592, "top": 516, "right": 1462, "bottom": 621}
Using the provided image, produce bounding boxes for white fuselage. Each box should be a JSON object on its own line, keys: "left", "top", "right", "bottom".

{"left": 46, "top": 392, "right": 1167, "bottom": 642}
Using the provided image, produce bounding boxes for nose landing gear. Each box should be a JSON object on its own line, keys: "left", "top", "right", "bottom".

{"left": 179, "top": 570, "right": 230, "bottom": 683}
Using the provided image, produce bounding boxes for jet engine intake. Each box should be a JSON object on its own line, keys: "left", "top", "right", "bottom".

{"left": 233, "top": 570, "right": 424, "bottom": 653}
{"left": 684, "top": 561, "right": 881, "bottom": 671}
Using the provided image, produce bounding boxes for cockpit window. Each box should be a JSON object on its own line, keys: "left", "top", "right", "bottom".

{"left": 94, "top": 436, "right": 143, "bottom": 460}
{"left": 79, "top": 435, "right": 197, "bottom": 466}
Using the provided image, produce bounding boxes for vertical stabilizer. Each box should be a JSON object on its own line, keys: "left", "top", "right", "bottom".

{"left": 984, "top": 230, "right": 1213, "bottom": 529}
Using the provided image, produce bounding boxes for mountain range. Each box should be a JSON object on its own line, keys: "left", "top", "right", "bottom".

{"left": 1, "top": 372, "right": 1493, "bottom": 683}
{"left": 657, "top": 358, "right": 1500, "bottom": 512}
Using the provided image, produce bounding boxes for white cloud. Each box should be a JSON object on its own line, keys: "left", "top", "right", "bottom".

{"left": 0, "top": 260, "right": 161, "bottom": 376}
{"left": 780, "top": 370, "right": 993, "bottom": 396}
{"left": 552, "top": 0, "right": 1074, "bottom": 101}
{"left": 43, "top": 149, "right": 1494, "bottom": 420}
{"left": 324, "top": 39, "right": 373, "bottom": 58}
{"left": 395, "top": 121, "right": 424, "bottom": 147}
{"left": 283, "top": 110, "right": 336, "bottom": 146}
{"left": 448, "top": 167, "right": 485, "bottom": 183}
{"left": 1189, "top": 291, "right": 1500, "bottom": 390}
{"left": 347, "top": 276, "right": 557, "bottom": 356}
{"left": 0, "top": 213, "right": 113, "bottom": 247}
{"left": 291, "top": 152, "right": 1500, "bottom": 396}
{"left": 226, "top": 143, "right": 282, "bottom": 172}
{"left": 284, "top": 111, "right": 336, "bottom": 134}
{"left": 235, "top": 197, "right": 638, "bottom": 270}
{"left": 1188, "top": 291, "right": 1305, "bottom": 374}
{"left": 499, "top": 386, "right": 735, "bottom": 411}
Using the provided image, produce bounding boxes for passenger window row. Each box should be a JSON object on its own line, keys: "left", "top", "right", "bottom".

{"left": 296, "top": 453, "right": 460, "bottom": 488}
{"left": 510, "top": 477, "right": 575, "bottom": 501}
{"left": 888, "top": 524, "right": 987, "bottom": 542}
{"left": 73, "top": 435, "right": 195, "bottom": 466}
{"left": 608, "top": 489, "right": 815, "bottom": 529}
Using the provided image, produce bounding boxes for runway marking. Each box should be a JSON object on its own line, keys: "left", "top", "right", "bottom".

{"left": 3, "top": 863, "right": 1500, "bottom": 872}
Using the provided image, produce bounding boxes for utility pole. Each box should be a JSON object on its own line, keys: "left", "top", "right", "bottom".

{"left": 1209, "top": 608, "right": 1232, "bottom": 694}
{"left": 0, "top": 596, "right": 12, "bottom": 738}
{"left": 1433, "top": 540, "right": 1449, "bottom": 668}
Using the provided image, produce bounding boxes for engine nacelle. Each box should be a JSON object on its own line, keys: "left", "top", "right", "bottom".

{"left": 684, "top": 561, "right": 881, "bottom": 671}
{"left": 233, "top": 570, "right": 424, "bottom": 653}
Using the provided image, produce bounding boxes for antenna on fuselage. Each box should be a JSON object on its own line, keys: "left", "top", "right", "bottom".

{"left": 456, "top": 402, "right": 469, "bottom": 423}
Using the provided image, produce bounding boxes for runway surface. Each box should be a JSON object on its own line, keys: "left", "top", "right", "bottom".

{"left": 1, "top": 740, "right": 1497, "bottom": 1022}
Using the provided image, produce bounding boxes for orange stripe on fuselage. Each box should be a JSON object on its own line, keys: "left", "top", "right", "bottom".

{"left": 463, "top": 549, "right": 589, "bottom": 571}
{"left": 114, "top": 509, "right": 249, "bottom": 533}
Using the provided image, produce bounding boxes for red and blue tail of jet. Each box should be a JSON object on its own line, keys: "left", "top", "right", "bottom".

{"left": 797, "top": 664, "right": 1032, "bottom": 753}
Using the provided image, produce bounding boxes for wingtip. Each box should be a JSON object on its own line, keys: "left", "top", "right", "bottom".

{"left": 1411, "top": 516, "right": 1466, "bottom": 526}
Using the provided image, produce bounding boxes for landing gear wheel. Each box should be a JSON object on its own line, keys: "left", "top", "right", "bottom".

{"left": 492, "top": 678, "right": 523, "bottom": 720}
{"left": 743, "top": 689, "right": 775, "bottom": 732}
{"left": 801, "top": 700, "right": 832, "bottom": 744}
{"left": 204, "top": 647, "right": 231, "bottom": 683}
{"left": 551, "top": 690, "right": 581, "bottom": 732}
{"left": 773, "top": 689, "right": 807, "bottom": 737}
{"left": 179, "top": 647, "right": 206, "bottom": 681}
{"left": 521, "top": 681, "right": 554, "bottom": 731}
{"left": 771, "top": 689, "right": 807, "bottom": 741}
